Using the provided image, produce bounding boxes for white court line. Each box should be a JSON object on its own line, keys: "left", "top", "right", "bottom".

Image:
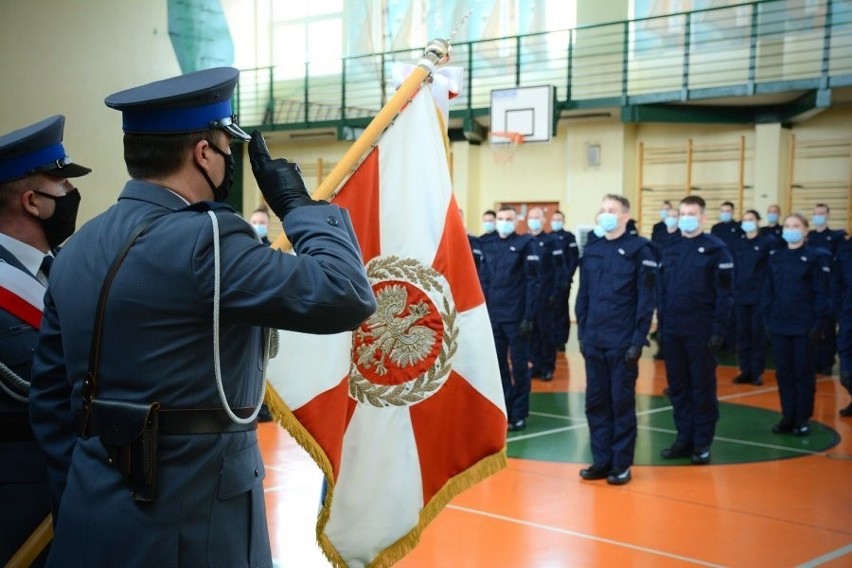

{"left": 639, "top": 425, "right": 829, "bottom": 456}
{"left": 446, "top": 504, "right": 726, "bottom": 568}
{"left": 796, "top": 544, "right": 852, "bottom": 568}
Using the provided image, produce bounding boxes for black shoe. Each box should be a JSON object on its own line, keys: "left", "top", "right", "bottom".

{"left": 771, "top": 419, "right": 794, "bottom": 434}
{"left": 556, "top": 345, "right": 566, "bottom": 353}
{"left": 530, "top": 368, "right": 542, "bottom": 379}
{"left": 507, "top": 418, "right": 526, "bottom": 432}
{"left": 817, "top": 365, "right": 834, "bottom": 375}
{"left": 751, "top": 375, "right": 764, "bottom": 386}
{"left": 792, "top": 422, "right": 810, "bottom": 437}
{"left": 579, "top": 463, "right": 611, "bottom": 480}
{"left": 840, "top": 403, "right": 852, "bottom": 418}
{"left": 732, "top": 373, "right": 752, "bottom": 384}
{"left": 606, "top": 467, "right": 632, "bottom": 485}
{"left": 662, "top": 387, "right": 671, "bottom": 397}
{"left": 691, "top": 447, "right": 711, "bottom": 465}
{"left": 661, "top": 442, "right": 693, "bottom": 459}
{"left": 541, "top": 371, "right": 553, "bottom": 381}
{"left": 653, "top": 351, "right": 664, "bottom": 360}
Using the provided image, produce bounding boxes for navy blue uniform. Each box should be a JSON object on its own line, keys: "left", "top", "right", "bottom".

{"left": 576, "top": 234, "right": 656, "bottom": 469}
{"left": 551, "top": 229, "right": 579, "bottom": 347}
{"left": 762, "top": 245, "right": 832, "bottom": 428}
{"left": 651, "top": 220, "right": 668, "bottom": 245}
{"left": 659, "top": 234, "right": 734, "bottom": 450}
{"left": 711, "top": 221, "right": 742, "bottom": 349}
{"left": 760, "top": 225, "right": 783, "bottom": 244}
{"left": 29, "top": 182, "right": 375, "bottom": 566}
{"left": 808, "top": 228, "right": 847, "bottom": 374}
{"left": 468, "top": 234, "right": 482, "bottom": 270}
{"left": 834, "top": 238, "right": 852, "bottom": 399}
{"left": 732, "top": 233, "right": 777, "bottom": 381}
{"left": 649, "top": 229, "right": 681, "bottom": 358}
{"left": 528, "top": 231, "right": 559, "bottom": 378}
{"left": 480, "top": 233, "right": 541, "bottom": 424}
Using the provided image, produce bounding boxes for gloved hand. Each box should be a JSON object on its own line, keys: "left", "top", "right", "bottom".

{"left": 248, "top": 130, "right": 322, "bottom": 219}
{"left": 707, "top": 334, "right": 724, "bottom": 354}
{"left": 625, "top": 345, "right": 642, "bottom": 365}
{"left": 519, "top": 319, "right": 533, "bottom": 339}
{"left": 547, "top": 295, "right": 558, "bottom": 310}
{"left": 807, "top": 326, "right": 822, "bottom": 347}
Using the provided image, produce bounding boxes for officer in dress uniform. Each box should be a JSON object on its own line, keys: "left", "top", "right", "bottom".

{"left": 526, "top": 207, "right": 560, "bottom": 380}
{"left": 710, "top": 201, "right": 742, "bottom": 351}
{"left": 0, "top": 115, "right": 90, "bottom": 566}
{"left": 807, "top": 203, "right": 847, "bottom": 375}
{"left": 834, "top": 232, "right": 852, "bottom": 417}
{"left": 576, "top": 195, "right": 656, "bottom": 486}
{"left": 549, "top": 210, "right": 579, "bottom": 352}
{"left": 651, "top": 207, "right": 681, "bottom": 361}
{"left": 760, "top": 204, "right": 783, "bottom": 243}
{"left": 28, "top": 68, "right": 376, "bottom": 566}
{"left": 731, "top": 210, "right": 778, "bottom": 386}
{"left": 650, "top": 200, "right": 673, "bottom": 245}
{"left": 659, "top": 195, "right": 734, "bottom": 465}
{"left": 762, "top": 213, "right": 832, "bottom": 436}
{"left": 479, "top": 206, "right": 541, "bottom": 431}
{"left": 479, "top": 209, "right": 497, "bottom": 243}
{"left": 249, "top": 207, "right": 272, "bottom": 246}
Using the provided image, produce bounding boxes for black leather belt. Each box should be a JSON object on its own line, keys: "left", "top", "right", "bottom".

{"left": 85, "top": 407, "right": 257, "bottom": 437}
{"left": 0, "top": 413, "right": 35, "bottom": 442}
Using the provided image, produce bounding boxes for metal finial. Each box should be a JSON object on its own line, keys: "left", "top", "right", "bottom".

{"left": 424, "top": 38, "right": 451, "bottom": 65}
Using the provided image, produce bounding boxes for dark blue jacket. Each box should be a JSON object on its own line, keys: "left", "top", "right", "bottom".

{"left": 762, "top": 245, "right": 832, "bottom": 336}
{"left": 711, "top": 220, "right": 743, "bottom": 250}
{"left": 834, "top": 238, "right": 852, "bottom": 354}
{"left": 468, "top": 234, "right": 482, "bottom": 270}
{"left": 528, "top": 231, "right": 557, "bottom": 305}
{"left": 575, "top": 233, "right": 657, "bottom": 349}
{"left": 651, "top": 220, "right": 668, "bottom": 245}
{"left": 659, "top": 233, "right": 734, "bottom": 337}
{"left": 808, "top": 228, "right": 847, "bottom": 257}
{"left": 759, "top": 225, "right": 782, "bottom": 244}
{"left": 480, "top": 232, "right": 541, "bottom": 323}
{"left": 732, "top": 233, "right": 778, "bottom": 306}
{"left": 551, "top": 229, "right": 579, "bottom": 293}
{"left": 651, "top": 227, "right": 682, "bottom": 260}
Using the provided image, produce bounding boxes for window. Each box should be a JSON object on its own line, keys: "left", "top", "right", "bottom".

{"left": 272, "top": 1, "right": 343, "bottom": 77}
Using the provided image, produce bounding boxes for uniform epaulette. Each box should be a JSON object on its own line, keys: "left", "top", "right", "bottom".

{"left": 179, "top": 201, "right": 236, "bottom": 214}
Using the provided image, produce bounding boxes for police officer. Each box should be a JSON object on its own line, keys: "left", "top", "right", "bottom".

{"left": 249, "top": 207, "right": 272, "bottom": 245}
{"left": 28, "top": 68, "right": 376, "bottom": 565}
{"left": 480, "top": 209, "right": 497, "bottom": 242}
{"left": 651, "top": 207, "right": 681, "bottom": 361}
{"left": 659, "top": 195, "right": 733, "bottom": 465}
{"left": 576, "top": 195, "right": 656, "bottom": 485}
{"left": 760, "top": 204, "right": 783, "bottom": 242}
{"left": 549, "top": 210, "right": 579, "bottom": 352}
{"left": 731, "top": 210, "right": 778, "bottom": 386}
{"left": 808, "top": 203, "right": 847, "bottom": 375}
{"left": 651, "top": 200, "right": 673, "bottom": 245}
{"left": 480, "top": 206, "right": 541, "bottom": 431}
{"left": 762, "top": 214, "right": 832, "bottom": 436}
{"left": 711, "top": 201, "right": 743, "bottom": 249}
{"left": 834, "top": 232, "right": 852, "bottom": 417}
{"left": 526, "top": 207, "right": 559, "bottom": 380}
{"left": 0, "top": 115, "right": 90, "bottom": 566}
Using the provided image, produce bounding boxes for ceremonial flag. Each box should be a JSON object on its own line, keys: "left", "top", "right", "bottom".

{"left": 0, "top": 263, "right": 45, "bottom": 329}
{"left": 265, "top": 81, "right": 507, "bottom": 567}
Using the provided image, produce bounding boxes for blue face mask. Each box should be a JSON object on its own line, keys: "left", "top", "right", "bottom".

{"left": 551, "top": 220, "right": 564, "bottom": 232}
{"left": 678, "top": 215, "right": 700, "bottom": 233}
{"left": 496, "top": 220, "right": 515, "bottom": 237}
{"left": 766, "top": 212, "right": 779, "bottom": 224}
{"left": 664, "top": 216, "right": 678, "bottom": 229}
{"left": 527, "top": 219, "right": 543, "bottom": 233}
{"left": 741, "top": 220, "right": 757, "bottom": 233}
{"left": 783, "top": 228, "right": 803, "bottom": 244}
{"left": 812, "top": 214, "right": 826, "bottom": 227}
{"left": 251, "top": 223, "right": 268, "bottom": 239}
{"left": 592, "top": 225, "right": 605, "bottom": 238}
{"left": 719, "top": 211, "right": 733, "bottom": 223}
{"left": 482, "top": 221, "right": 496, "bottom": 234}
{"left": 659, "top": 209, "right": 669, "bottom": 220}
{"left": 598, "top": 212, "right": 618, "bottom": 233}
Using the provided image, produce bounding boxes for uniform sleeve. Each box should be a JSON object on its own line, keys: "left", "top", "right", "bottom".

{"left": 814, "top": 252, "right": 832, "bottom": 326}
{"left": 633, "top": 244, "right": 658, "bottom": 348}
{"left": 539, "top": 238, "right": 556, "bottom": 306}
{"left": 29, "top": 289, "right": 76, "bottom": 517}
{"left": 523, "top": 240, "right": 542, "bottom": 321}
{"left": 713, "top": 245, "right": 735, "bottom": 337}
{"left": 760, "top": 254, "right": 775, "bottom": 326}
{"left": 575, "top": 255, "right": 588, "bottom": 341}
{"left": 566, "top": 236, "right": 579, "bottom": 284}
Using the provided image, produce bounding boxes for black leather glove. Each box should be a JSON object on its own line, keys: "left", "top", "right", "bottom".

{"left": 625, "top": 345, "right": 642, "bottom": 365}
{"left": 547, "top": 295, "right": 558, "bottom": 310}
{"left": 248, "top": 130, "right": 322, "bottom": 219}
{"left": 707, "top": 335, "right": 724, "bottom": 354}
{"left": 807, "top": 326, "right": 822, "bottom": 348}
{"left": 519, "top": 319, "right": 533, "bottom": 339}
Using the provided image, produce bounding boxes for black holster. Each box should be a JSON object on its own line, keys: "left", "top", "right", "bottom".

{"left": 90, "top": 399, "right": 160, "bottom": 503}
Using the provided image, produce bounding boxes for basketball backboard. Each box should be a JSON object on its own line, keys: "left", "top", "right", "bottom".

{"left": 489, "top": 85, "right": 556, "bottom": 143}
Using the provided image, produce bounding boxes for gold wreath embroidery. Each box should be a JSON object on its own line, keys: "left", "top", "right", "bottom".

{"left": 350, "top": 256, "right": 458, "bottom": 408}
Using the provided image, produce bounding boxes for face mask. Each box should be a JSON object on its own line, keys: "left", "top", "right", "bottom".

{"left": 592, "top": 225, "right": 605, "bottom": 238}
{"left": 598, "top": 212, "right": 618, "bottom": 233}
{"left": 664, "top": 216, "right": 678, "bottom": 229}
{"left": 482, "top": 221, "right": 496, "bottom": 234}
{"left": 659, "top": 209, "right": 669, "bottom": 220}
{"left": 198, "top": 142, "right": 234, "bottom": 202}
{"left": 678, "top": 215, "right": 700, "bottom": 233}
{"left": 252, "top": 223, "right": 268, "bottom": 239}
{"left": 36, "top": 188, "right": 81, "bottom": 248}
{"left": 551, "top": 220, "right": 564, "bottom": 232}
{"left": 719, "top": 211, "right": 733, "bottom": 223}
{"left": 496, "top": 220, "right": 515, "bottom": 237}
{"left": 767, "top": 212, "right": 779, "bottom": 224}
{"left": 741, "top": 220, "right": 757, "bottom": 233}
{"left": 527, "top": 219, "right": 543, "bottom": 233}
{"left": 782, "top": 228, "right": 803, "bottom": 244}
{"left": 811, "top": 214, "right": 826, "bottom": 227}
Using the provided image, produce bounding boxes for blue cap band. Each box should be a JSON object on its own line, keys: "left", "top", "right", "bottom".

{"left": 0, "top": 142, "right": 66, "bottom": 181}
{"left": 121, "top": 99, "right": 233, "bottom": 134}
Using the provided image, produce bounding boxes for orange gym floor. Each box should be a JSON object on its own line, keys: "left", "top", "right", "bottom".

{"left": 259, "top": 338, "right": 852, "bottom": 567}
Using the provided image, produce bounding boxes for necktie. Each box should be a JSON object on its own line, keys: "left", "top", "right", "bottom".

{"left": 40, "top": 254, "right": 54, "bottom": 277}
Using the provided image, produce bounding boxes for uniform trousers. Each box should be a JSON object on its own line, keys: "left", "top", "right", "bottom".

{"left": 770, "top": 333, "right": 816, "bottom": 424}
{"left": 816, "top": 319, "right": 837, "bottom": 372}
{"left": 492, "top": 320, "right": 532, "bottom": 423}
{"left": 735, "top": 304, "right": 767, "bottom": 377}
{"left": 662, "top": 332, "right": 719, "bottom": 448}
{"left": 0, "top": 440, "right": 49, "bottom": 567}
{"left": 583, "top": 344, "right": 638, "bottom": 468}
{"left": 530, "top": 309, "right": 557, "bottom": 375}
{"left": 555, "top": 289, "right": 571, "bottom": 346}
{"left": 840, "top": 317, "right": 852, "bottom": 393}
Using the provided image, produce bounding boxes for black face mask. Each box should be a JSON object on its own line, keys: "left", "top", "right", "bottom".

{"left": 198, "top": 142, "right": 234, "bottom": 202}
{"left": 35, "top": 188, "right": 81, "bottom": 248}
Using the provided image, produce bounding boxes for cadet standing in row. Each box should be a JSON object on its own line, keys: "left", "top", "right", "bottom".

{"left": 526, "top": 207, "right": 559, "bottom": 381}
{"left": 549, "top": 210, "right": 579, "bottom": 352}
{"left": 834, "top": 233, "right": 852, "bottom": 417}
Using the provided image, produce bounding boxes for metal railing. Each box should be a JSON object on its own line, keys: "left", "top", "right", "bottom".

{"left": 236, "top": 0, "right": 852, "bottom": 131}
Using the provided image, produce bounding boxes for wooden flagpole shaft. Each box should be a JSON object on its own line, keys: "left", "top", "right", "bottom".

{"left": 6, "top": 514, "right": 52, "bottom": 567}
{"left": 271, "top": 39, "right": 451, "bottom": 251}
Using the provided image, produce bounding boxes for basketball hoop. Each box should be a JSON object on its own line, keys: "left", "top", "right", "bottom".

{"left": 489, "top": 131, "right": 524, "bottom": 165}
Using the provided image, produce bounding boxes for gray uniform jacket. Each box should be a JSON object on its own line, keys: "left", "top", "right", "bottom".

{"left": 29, "top": 180, "right": 375, "bottom": 567}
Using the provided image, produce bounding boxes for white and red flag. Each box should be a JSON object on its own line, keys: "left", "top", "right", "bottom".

{"left": 265, "top": 82, "right": 507, "bottom": 566}
{"left": 0, "top": 263, "right": 45, "bottom": 330}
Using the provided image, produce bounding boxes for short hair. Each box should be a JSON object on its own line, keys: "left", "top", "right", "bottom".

{"left": 744, "top": 209, "right": 761, "bottom": 221}
{"left": 786, "top": 212, "right": 809, "bottom": 229}
{"left": 680, "top": 195, "right": 706, "bottom": 211}
{"left": 721, "top": 201, "right": 735, "bottom": 209}
{"left": 814, "top": 203, "right": 830, "bottom": 213}
{"left": 0, "top": 176, "right": 34, "bottom": 212}
{"left": 603, "top": 193, "right": 630, "bottom": 212}
{"left": 124, "top": 130, "right": 220, "bottom": 180}
{"left": 498, "top": 205, "right": 516, "bottom": 213}
{"left": 552, "top": 210, "right": 565, "bottom": 218}
{"left": 483, "top": 209, "right": 496, "bottom": 217}
{"left": 661, "top": 200, "right": 672, "bottom": 207}
{"left": 250, "top": 207, "right": 270, "bottom": 220}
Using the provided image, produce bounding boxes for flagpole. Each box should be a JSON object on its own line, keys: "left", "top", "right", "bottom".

{"left": 271, "top": 38, "right": 451, "bottom": 251}
{"left": 6, "top": 514, "right": 52, "bottom": 567}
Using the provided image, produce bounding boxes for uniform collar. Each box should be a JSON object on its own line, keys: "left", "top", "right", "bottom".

{"left": 117, "top": 179, "right": 195, "bottom": 211}
{"left": 0, "top": 233, "right": 47, "bottom": 280}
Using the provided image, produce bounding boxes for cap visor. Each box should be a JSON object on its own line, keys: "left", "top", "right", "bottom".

{"left": 224, "top": 123, "right": 251, "bottom": 142}
{"left": 44, "top": 162, "right": 92, "bottom": 178}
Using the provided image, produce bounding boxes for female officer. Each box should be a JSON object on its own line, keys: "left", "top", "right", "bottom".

{"left": 762, "top": 213, "right": 832, "bottom": 436}
{"left": 732, "top": 210, "right": 777, "bottom": 386}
